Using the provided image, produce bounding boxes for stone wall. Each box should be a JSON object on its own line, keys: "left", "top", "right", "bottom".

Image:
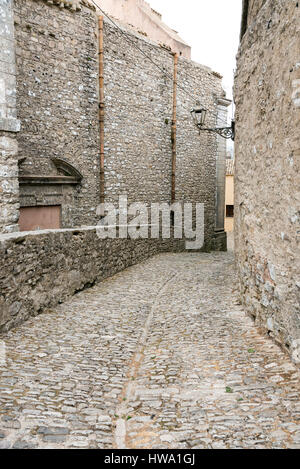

{"left": 103, "top": 20, "right": 227, "bottom": 249}
{"left": 176, "top": 60, "right": 226, "bottom": 243}
{"left": 0, "top": 0, "right": 20, "bottom": 233}
{"left": 0, "top": 227, "right": 185, "bottom": 332}
{"left": 234, "top": 0, "right": 300, "bottom": 363}
{"left": 11, "top": 0, "right": 227, "bottom": 250}
{"left": 246, "top": 0, "right": 268, "bottom": 26}
{"left": 13, "top": 0, "right": 100, "bottom": 228}
{"left": 103, "top": 20, "right": 173, "bottom": 208}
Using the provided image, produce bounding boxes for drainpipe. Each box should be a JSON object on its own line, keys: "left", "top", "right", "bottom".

{"left": 98, "top": 16, "right": 105, "bottom": 206}
{"left": 171, "top": 53, "right": 178, "bottom": 205}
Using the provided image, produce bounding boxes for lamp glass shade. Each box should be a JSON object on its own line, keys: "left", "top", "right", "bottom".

{"left": 192, "top": 107, "right": 207, "bottom": 127}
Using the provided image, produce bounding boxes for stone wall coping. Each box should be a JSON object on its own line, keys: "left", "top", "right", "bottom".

{"left": 102, "top": 16, "right": 217, "bottom": 75}
{"left": 179, "top": 55, "right": 218, "bottom": 75}
{"left": 103, "top": 16, "right": 173, "bottom": 56}
{"left": 35, "top": 0, "right": 96, "bottom": 12}
{"left": 0, "top": 224, "right": 166, "bottom": 243}
{"left": 0, "top": 226, "right": 112, "bottom": 243}
{"left": 217, "top": 97, "right": 232, "bottom": 107}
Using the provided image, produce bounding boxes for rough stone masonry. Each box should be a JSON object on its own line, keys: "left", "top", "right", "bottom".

{"left": 0, "top": 0, "right": 20, "bottom": 233}
{"left": 13, "top": 0, "right": 100, "bottom": 228}
{"left": 234, "top": 0, "right": 300, "bottom": 364}
{"left": 1, "top": 0, "right": 228, "bottom": 250}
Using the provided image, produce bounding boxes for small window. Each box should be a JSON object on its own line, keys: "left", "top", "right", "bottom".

{"left": 226, "top": 205, "right": 234, "bottom": 218}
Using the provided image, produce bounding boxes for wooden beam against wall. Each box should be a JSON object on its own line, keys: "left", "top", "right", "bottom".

{"left": 98, "top": 15, "right": 105, "bottom": 206}
{"left": 171, "top": 53, "right": 178, "bottom": 205}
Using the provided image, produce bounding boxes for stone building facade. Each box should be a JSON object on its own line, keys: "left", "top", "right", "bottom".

{"left": 234, "top": 0, "right": 300, "bottom": 363}
{"left": 0, "top": 0, "right": 228, "bottom": 250}
{"left": 14, "top": 0, "right": 100, "bottom": 229}
{"left": 103, "top": 18, "right": 228, "bottom": 248}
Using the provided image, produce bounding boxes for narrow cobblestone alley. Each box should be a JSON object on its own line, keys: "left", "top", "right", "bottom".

{"left": 0, "top": 252, "right": 299, "bottom": 449}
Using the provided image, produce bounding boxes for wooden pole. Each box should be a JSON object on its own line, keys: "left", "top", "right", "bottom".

{"left": 98, "top": 16, "right": 105, "bottom": 206}
{"left": 171, "top": 53, "right": 178, "bottom": 205}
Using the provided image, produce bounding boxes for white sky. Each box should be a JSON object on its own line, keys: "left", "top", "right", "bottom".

{"left": 148, "top": 0, "right": 243, "bottom": 101}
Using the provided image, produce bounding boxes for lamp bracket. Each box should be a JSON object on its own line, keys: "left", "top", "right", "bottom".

{"left": 191, "top": 107, "right": 235, "bottom": 141}
{"left": 198, "top": 123, "right": 235, "bottom": 141}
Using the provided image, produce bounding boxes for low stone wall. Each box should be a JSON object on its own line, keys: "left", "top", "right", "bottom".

{"left": 0, "top": 227, "right": 187, "bottom": 332}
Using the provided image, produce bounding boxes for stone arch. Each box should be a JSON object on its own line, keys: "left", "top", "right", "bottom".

{"left": 51, "top": 157, "right": 83, "bottom": 182}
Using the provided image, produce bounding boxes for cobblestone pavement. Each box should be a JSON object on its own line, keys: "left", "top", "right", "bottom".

{"left": 0, "top": 252, "right": 299, "bottom": 449}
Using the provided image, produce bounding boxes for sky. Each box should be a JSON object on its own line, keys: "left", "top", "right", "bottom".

{"left": 148, "top": 0, "right": 243, "bottom": 101}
